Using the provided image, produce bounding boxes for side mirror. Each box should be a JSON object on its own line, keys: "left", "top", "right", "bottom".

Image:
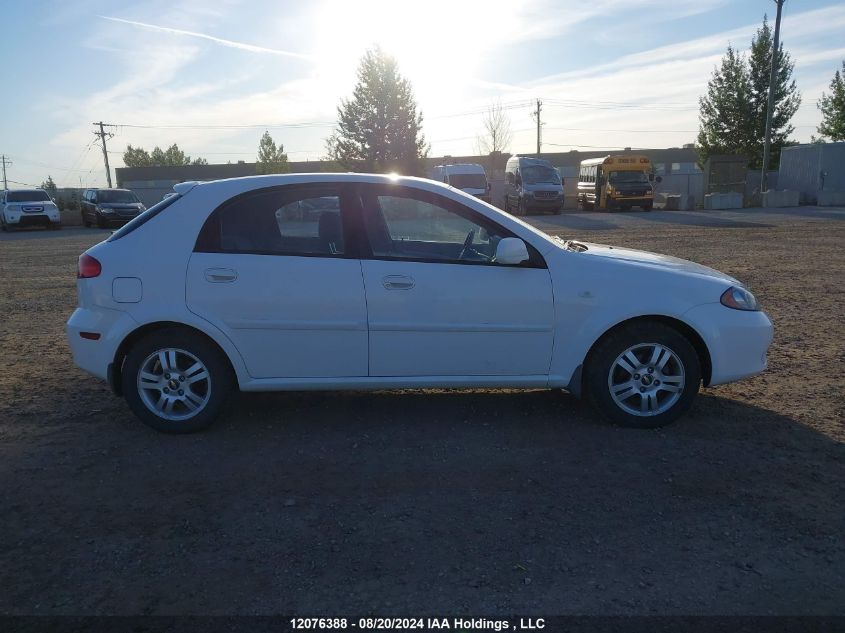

{"left": 495, "top": 237, "right": 529, "bottom": 265}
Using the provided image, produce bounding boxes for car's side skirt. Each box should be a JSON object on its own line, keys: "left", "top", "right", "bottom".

{"left": 240, "top": 375, "right": 558, "bottom": 392}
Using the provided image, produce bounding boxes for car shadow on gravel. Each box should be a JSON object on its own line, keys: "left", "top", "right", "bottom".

{"left": 2, "top": 388, "right": 843, "bottom": 615}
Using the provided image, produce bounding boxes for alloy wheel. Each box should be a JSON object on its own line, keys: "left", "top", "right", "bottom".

{"left": 607, "top": 343, "right": 685, "bottom": 416}
{"left": 137, "top": 348, "right": 212, "bottom": 421}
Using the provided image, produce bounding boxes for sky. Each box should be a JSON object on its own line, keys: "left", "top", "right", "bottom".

{"left": 1, "top": 0, "right": 844, "bottom": 189}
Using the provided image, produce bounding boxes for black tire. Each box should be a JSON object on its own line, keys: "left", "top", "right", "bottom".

{"left": 584, "top": 322, "right": 701, "bottom": 429}
{"left": 96, "top": 215, "right": 106, "bottom": 229}
{"left": 122, "top": 327, "right": 234, "bottom": 433}
{"left": 553, "top": 205, "right": 563, "bottom": 215}
{"left": 642, "top": 202, "right": 653, "bottom": 212}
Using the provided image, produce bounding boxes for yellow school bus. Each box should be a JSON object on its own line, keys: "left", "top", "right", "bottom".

{"left": 577, "top": 155, "right": 656, "bottom": 211}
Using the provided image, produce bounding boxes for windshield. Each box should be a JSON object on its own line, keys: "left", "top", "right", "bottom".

{"left": 522, "top": 165, "right": 560, "bottom": 185}
{"left": 99, "top": 190, "right": 140, "bottom": 204}
{"left": 609, "top": 171, "right": 649, "bottom": 183}
{"left": 449, "top": 173, "right": 487, "bottom": 189}
{"left": 7, "top": 190, "right": 50, "bottom": 202}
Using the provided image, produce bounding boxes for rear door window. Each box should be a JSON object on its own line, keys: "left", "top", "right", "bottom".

{"left": 195, "top": 185, "right": 348, "bottom": 257}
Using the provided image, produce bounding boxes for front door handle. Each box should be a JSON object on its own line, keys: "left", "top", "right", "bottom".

{"left": 204, "top": 268, "right": 238, "bottom": 283}
{"left": 382, "top": 275, "right": 415, "bottom": 290}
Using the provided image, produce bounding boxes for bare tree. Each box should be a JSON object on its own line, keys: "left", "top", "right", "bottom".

{"left": 475, "top": 101, "right": 512, "bottom": 155}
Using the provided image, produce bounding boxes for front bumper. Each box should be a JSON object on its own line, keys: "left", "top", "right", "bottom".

{"left": 683, "top": 303, "right": 773, "bottom": 386}
{"left": 525, "top": 196, "right": 563, "bottom": 209}
{"left": 98, "top": 213, "right": 138, "bottom": 226}
{"left": 5, "top": 213, "right": 61, "bottom": 227}
{"left": 611, "top": 196, "right": 652, "bottom": 203}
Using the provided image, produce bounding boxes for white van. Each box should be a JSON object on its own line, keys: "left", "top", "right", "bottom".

{"left": 430, "top": 163, "right": 491, "bottom": 203}
{"left": 503, "top": 156, "right": 564, "bottom": 215}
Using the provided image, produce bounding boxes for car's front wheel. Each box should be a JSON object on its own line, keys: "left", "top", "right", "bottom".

{"left": 585, "top": 322, "right": 701, "bottom": 428}
{"left": 122, "top": 328, "right": 233, "bottom": 433}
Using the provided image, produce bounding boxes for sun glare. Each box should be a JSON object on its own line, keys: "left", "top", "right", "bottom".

{"left": 312, "top": 0, "right": 505, "bottom": 100}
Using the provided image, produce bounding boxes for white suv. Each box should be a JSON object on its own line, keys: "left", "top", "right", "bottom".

{"left": 66, "top": 174, "right": 773, "bottom": 433}
{"left": 1, "top": 189, "right": 61, "bottom": 230}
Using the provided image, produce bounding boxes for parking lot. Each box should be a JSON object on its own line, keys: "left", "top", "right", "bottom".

{"left": 1, "top": 206, "right": 843, "bottom": 615}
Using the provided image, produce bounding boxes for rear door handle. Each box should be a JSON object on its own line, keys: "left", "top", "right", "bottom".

{"left": 382, "top": 275, "right": 415, "bottom": 290}
{"left": 204, "top": 268, "right": 238, "bottom": 283}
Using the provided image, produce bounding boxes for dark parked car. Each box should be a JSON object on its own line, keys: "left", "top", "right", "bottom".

{"left": 81, "top": 189, "right": 145, "bottom": 228}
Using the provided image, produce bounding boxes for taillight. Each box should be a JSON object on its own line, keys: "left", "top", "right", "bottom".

{"left": 77, "top": 254, "right": 102, "bottom": 278}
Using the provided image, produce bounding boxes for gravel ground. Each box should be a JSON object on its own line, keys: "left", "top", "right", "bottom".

{"left": 0, "top": 209, "right": 843, "bottom": 616}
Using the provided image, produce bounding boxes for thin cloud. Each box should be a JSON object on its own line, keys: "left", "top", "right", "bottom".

{"left": 99, "top": 15, "right": 313, "bottom": 61}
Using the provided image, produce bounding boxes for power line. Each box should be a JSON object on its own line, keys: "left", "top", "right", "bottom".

{"left": 543, "top": 126, "right": 698, "bottom": 133}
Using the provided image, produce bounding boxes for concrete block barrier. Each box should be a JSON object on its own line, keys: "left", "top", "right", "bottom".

{"left": 665, "top": 194, "right": 694, "bottom": 211}
{"left": 704, "top": 192, "right": 743, "bottom": 210}
{"left": 762, "top": 190, "right": 799, "bottom": 208}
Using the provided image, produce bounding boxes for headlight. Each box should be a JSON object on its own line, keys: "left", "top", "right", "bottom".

{"left": 720, "top": 286, "right": 760, "bottom": 311}
{"left": 98, "top": 206, "right": 114, "bottom": 214}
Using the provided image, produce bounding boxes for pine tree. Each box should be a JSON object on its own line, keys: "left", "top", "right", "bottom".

{"left": 697, "top": 16, "right": 801, "bottom": 169}
{"left": 40, "top": 175, "right": 57, "bottom": 198}
{"left": 256, "top": 131, "right": 290, "bottom": 174}
{"left": 817, "top": 60, "right": 845, "bottom": 141}
{"left": 326, "top": 47, "right": 428, "bottom": 175}
{"left": 697, "top": 46, "right": 755, "bottom": 166}
{"left": 747, "top": 15, "right": 801, "bottom": 169}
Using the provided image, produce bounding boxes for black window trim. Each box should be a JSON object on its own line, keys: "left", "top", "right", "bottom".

{"left": 193, "top": 183, "right": 362, "bottom": 260}
{"left": 352, "top": 183, "right": 547, "bottom": 270}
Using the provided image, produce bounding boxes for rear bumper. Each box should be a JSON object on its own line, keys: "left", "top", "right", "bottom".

{"left": 683, "top": 303, "right": 773, "bottom": 386}
{"left": 66, "top": 306, "right": 138, "bottom": 381}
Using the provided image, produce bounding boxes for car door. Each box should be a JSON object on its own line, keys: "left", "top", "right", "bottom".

{"left": 186, "top": 183, "right": 368, "bottom": 379}
{"left": 356, "top": 184, "right": 554, "bottom": 377}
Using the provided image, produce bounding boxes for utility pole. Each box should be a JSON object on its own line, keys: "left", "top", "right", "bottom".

{"left": 533, "top": 99, "right": 543, "bottom": 155}
{"left": 93, "top": 121, "right": 114, "bottom": 188}
{"left": 1, "top": 154, "right": 10, "bottom": 190}
{"left": 761, "top": 0, "right": 785, "bottom": 192}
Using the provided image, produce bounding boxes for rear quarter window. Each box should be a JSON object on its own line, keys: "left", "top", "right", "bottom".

{"left": 107, "top": 194, "right": 181, "bottom": 242}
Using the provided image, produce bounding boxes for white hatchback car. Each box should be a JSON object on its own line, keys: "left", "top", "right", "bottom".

{"left": 66, "top": 174, "right": 773, "bottom": 433}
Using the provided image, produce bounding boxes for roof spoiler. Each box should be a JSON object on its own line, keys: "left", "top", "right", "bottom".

{"left": 173, "top": 181, "right": 198, "bottom": 195}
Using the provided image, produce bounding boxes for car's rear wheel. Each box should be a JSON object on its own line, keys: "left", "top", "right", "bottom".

{"left": 122, "top": 328, "right": 233, "bottom": 433}
{"left": 585, "top": 322, "right": 701, "bottom": 428}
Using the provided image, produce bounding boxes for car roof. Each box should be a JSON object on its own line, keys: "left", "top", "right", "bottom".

{"left": 435, "top": 163, "right": 486, "bottom": 174}
{"left": 189, "top": 172, "right": 462, "bottom": 199}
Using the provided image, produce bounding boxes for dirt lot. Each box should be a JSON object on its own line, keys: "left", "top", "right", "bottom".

{"left": 0, "top": 209, "right": 843, "bottom": 616}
